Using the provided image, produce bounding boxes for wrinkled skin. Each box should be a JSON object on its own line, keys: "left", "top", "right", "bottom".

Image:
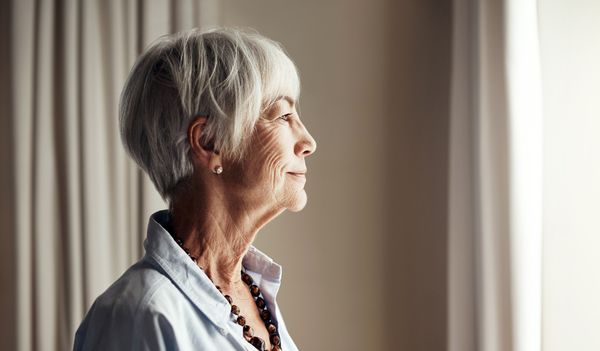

{"left": 223, "top": 97, "right": 316, "bottom": 215}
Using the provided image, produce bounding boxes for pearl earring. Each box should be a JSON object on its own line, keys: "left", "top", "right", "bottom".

{"left": 213, "top": 165, "right": 223, "bottom": 174}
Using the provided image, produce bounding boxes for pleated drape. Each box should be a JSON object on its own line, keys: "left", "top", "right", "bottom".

{"left": 1, "top": 1, "right": 218, "bottom": 350}
{"left": 447, "top": 0, "right": 543, "bottom": 350}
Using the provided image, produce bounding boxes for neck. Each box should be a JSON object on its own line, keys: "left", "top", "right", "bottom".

{"left": 168, "top": 177, "right": 283, "bottom": 293}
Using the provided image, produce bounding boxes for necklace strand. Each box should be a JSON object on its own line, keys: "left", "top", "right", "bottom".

{"left": 170, "top": 235, "right": 282, "bottom": 351}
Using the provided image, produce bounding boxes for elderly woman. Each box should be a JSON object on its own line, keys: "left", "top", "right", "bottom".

{"left": 73, "top": 27, "right": 316, "bottom": 351}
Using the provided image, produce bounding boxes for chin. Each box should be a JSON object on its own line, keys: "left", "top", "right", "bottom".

{"left": 286, "top": 191, "right": 308, "bottom": 212}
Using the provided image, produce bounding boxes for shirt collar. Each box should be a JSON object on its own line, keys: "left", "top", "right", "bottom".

{"left": 142, "top": 210, "right": 283, "bottom": 325}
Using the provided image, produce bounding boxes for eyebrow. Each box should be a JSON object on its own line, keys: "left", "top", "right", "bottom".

{"left": 262, "top": 95, "right": 298, "bottom": 119}
{"left": 274, "top": 95, "right": 296, "bottom": 107}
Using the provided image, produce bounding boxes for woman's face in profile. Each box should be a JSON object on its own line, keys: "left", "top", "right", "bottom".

{"left": 224, "top": 97, "right": 317, "bottom": 214}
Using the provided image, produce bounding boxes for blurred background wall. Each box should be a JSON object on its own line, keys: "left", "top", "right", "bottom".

{"left": 539, "top": 1, "right": 600, "bottom": 350}
{"left": 1, "top": 0, "right": 599, "bottom": 351}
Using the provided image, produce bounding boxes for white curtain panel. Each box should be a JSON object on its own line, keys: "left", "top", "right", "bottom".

{"left": 1, "top": 1, "right": 218, "bottom": 350}
{"left": 448, "top": 0, "right": 543, "bottom": 351}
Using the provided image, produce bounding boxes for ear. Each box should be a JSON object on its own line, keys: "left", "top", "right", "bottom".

{"left": 188, "top": 116, "right": 222, "bottom": 171}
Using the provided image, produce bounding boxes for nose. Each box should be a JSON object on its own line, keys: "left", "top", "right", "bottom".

{"left": 295, "top": 124, "right": 317, "bottom": 157}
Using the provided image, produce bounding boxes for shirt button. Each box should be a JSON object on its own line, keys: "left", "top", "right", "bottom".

{"left": 218, "top": 327, "right": 228, "bottom": 335}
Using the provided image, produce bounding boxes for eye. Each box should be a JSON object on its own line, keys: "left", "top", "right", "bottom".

{"left": 279, "top": 113, "right": 293, "bottom": 122}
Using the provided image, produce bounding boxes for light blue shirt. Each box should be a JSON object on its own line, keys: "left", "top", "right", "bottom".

{"left": 74, "top": 210, "right": 299, "bottom": 351}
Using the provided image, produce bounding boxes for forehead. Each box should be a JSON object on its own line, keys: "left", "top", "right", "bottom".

{"left": 275, "top": 95, "right": 296, "bottom": 107}
{"left": 264, "top": 95, "right": 296, "bottom": 113}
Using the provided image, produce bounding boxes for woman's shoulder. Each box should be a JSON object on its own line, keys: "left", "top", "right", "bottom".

{"left": 92, "top": 259, "right": 181, "bottom": 316}
{"left": 74, "top": 260, "right": 186, "bottom": 350}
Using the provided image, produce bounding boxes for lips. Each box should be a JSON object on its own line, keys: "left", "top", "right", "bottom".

{"left": 286, "top": 169, "right": 307, "bottom": 176}
{"left": 286, "top": 171, "right": 307, "bottom": 181}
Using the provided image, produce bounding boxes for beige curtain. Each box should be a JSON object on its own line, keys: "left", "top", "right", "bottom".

{"left": 448, "top": 0, "right": 543, "bottom": 350}
{"left": 0, "top": 1, "right": 218, "bottom": 350}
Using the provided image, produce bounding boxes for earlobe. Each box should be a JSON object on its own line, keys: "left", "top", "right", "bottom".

{"left": 208, "top": 149, "right": 224, "bottom": 175}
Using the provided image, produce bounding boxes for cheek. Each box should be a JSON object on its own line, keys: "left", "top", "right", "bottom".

{"left": 257, "top": 130, "right": 286, "bottom": 181}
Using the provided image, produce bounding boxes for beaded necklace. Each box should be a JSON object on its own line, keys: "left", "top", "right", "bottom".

{"left": 170, "top": 235, "right": 282, "bottom": 351}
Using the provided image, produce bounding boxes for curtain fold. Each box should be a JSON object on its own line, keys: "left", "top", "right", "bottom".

{"left": 448, "top": 0, "right": 543, "bottom": 350}
{"left": 3, "top": 1, "right": 218, "bottom": 350}
{"left": 0, "top": 1, "right": 17, "bottom": 350}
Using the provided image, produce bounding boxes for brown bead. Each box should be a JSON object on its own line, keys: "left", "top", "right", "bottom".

{"left": 255, "top": 296, "right": 266, "bottom": 309}
{"left": 216, "top": 285, "right": 222, "bottom": 292}
{"left": 250, "top": 284, "right": 260, "bottom": 297}
{"left": 224, "top": 295, "right": 233, "bottom": 304}
{"left": 243, "top": 325, "right": 254, "bottom": 340}
{"left": 260, "top": 309, "right": 271, "bottom": 322}
{"left": 231, "top": 304, "right": 240, "bottom": 315}
{"left": 242, "top": 272, "right": 254, "bottom": 285}
{"left": 270, "top": 334, "right": 281, "bottom": 346}
{"left": 250, "top": 336, "right": 265, "bottom": 350}
{"left": 237, "top": 315, "right": 246, "bottom": 326}
{"left": 267, "top": 323, "right": 277, "bottom": 334}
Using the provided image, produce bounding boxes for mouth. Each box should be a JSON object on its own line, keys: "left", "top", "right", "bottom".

{"left": 287, "top": 172, "right": 307, "bottom": 180}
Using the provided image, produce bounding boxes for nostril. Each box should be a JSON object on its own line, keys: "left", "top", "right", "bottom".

{"left": 298, "top": 142, "right": 315, "bottom": 157}
{"left": 304, "top": 147, "right": 315, "bottom": 156}
{"left": 295, "top": 133, "right": 316, "bottom": 156}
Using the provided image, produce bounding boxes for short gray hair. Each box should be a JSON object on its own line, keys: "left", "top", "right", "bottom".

{"left": 119, "top": 27, "right": 300, "bottom": 202}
